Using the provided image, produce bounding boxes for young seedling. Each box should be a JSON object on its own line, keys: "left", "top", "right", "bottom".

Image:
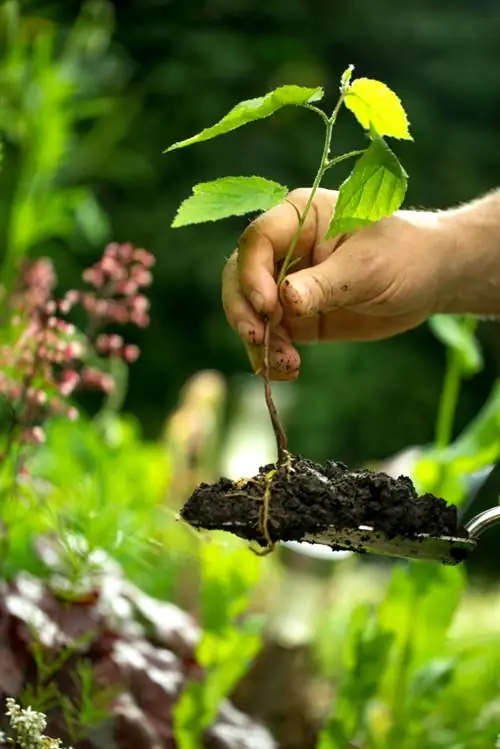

{"left": 166, "top": 66, "right": 441, "bottom": 555}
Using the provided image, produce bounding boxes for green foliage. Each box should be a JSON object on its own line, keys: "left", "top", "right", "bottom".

{"left": 172, "top": 176, "right": 288, "bottom": 227}
{"left": 344, "top": 78, "right": 413, "bottom": 140}
{"left": 318, "top": 603, "right": 394, "bottom": 748}
{"left": 59, "top": 660, "right": 120, "bottom": 745}
{"left": 414, "top": 377, "right": 500, "bottom": 503}
{"left": 167, "top": 66, "right": 411, "bottom": 306}
{"left": 173, "top": 539, "right": 263, "bottom": 749}
{"left": 165, "top": 85, "right": 323, "bottom": 152}
{"left": 0, "top": 0, "right": 133, "bottom": 285}
{"left": 317, "top": 562, "right": 468, "bottom": 749}
{"left": 429, "top": 316, "right": 482, "bottom": 376}
{"left": 1, "top": 6, "right": 500, "bottom": 748}
{"left": 0, "top": 412, "right": 194, "bottom": 599}
{"left": 327, "top": 138, "right": 407, "bottom": 236}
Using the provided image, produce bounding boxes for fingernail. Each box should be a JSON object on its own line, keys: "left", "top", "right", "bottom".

{"left": 250, "top": 290, "right": 265, "bottom": 313}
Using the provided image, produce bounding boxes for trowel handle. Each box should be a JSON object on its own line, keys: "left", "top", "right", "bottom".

{"left": 464, "top": 506, "right": 500, "bottom": 540}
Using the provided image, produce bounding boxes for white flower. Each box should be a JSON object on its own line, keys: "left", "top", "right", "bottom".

{"left": 4, "top": 699, "right": 71, "bottom": 749}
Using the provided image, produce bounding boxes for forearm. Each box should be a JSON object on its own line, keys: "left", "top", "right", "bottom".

{"left": 437, "top": 189, "right": 500, "bottom": 316}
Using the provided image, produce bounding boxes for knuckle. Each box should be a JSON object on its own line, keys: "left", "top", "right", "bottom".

{"left": 287, "top": 187, "right": 312, "bottom": 206}
{"left": 309, "top": 270, "right": 335, "bottom": 306}
{"left": 238, "top": 222, "right": 260, "bottom": 252}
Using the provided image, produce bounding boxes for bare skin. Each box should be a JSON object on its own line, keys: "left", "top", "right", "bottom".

{"left": 222, "top": 187, "right": 500, "bottom": 380}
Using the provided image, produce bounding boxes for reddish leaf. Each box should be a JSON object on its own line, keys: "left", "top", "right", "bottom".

{"left": 0, "top": 646, "right": 25, "bottom": 696}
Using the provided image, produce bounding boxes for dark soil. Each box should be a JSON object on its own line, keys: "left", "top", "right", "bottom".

{"left": 180, "top": 456, "right": 467, "bottom": 548}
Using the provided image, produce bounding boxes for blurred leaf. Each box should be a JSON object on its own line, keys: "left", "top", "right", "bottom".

{"left": 318, "top": 603, "right": 395, "bottom": 747}
{"left": 410, "top": 657, "right": 457, "bottom": 703}
{"left": 415, "top": 379, "right": 500, "bottom": 491}
{"left": 173, "top": 626, "right": 261, "bottom": 744}
{"left": 165, "top": 85, "right": 323, "bottom": 151}
{"left": 172, "top": 176, "right": 288, "bottom": 227}
{"left": 327, "top": 138, "right": 407, "bottom": 236}
{"left": 317, "top": 718, "right": 350, "bottom": 749}
{"left": 200, "top": 537, "right": 260, "bottom": 633}
{"left": 345, "top": 78, "right": 413, "bottom": 140}
{"left": 379, "top": 563, "right": 464, "bottom": 670}
{"left": 70, "top": 190, "right": 111, "bottom": 245}
{"left": 429, "top": 315, "right": 482, "bottom": 375}
{"left": 173, "top": 681, "right": 206, "bottom": 749}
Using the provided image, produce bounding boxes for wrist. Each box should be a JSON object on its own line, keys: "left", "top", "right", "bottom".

{"left": 436, "top": 190, "right": 500, "bottom": 315}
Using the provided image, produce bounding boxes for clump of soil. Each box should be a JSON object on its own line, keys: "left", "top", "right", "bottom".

{"left": 180, "top": 456, "right": 466, "bottom": 547}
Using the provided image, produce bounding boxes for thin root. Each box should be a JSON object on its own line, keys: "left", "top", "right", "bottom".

{"left": 250, "top": 540, "right": 275, "bottom": 557}
{"left": 279, "top": 450, "right": 296, "bottom": 475}
{"left": 258, "top": 472, "right": 275, "bottom": 548}
{"left": 232, "top": 476, "right": 261, "bottom": 491}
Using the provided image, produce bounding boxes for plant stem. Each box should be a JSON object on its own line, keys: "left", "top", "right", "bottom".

{"left": 263, "top": 95, "right": 345, "bottom": 463}
{"left": 434, "top": 316, "right": 478, "bottom": 450}
{"left": 325, "top": 148, "right": 366, "bottom": 170}
{"left": 435, "top": 349, "right": 461, "bottom": 449}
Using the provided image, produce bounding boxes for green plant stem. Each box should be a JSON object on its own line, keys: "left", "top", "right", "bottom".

{"left": 435, "top": 348, "right": 462, "bottom": 449}
{"left": 263, "top": 95, "right": 346, "bottom": 463}
{"left": 325, "top": 148, "right": 366, "bottom": 170}
{"left": 276, "top": 104, "right": 338, "bottom": 286}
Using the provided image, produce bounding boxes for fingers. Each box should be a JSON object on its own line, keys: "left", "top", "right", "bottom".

{"left": 245, "top": 336, "right": 301, "bottom": 382}
{"left": 222, "top": 250, "right": 300, "bottom": 380}
{"left": 221, "top": 187, "right": 340, "bottom": 380}
{"left": 222, "top": 252, "right": 266, "bottom": 344}
{"left": 280, "top": 235, "right": 381, "bottom": 317}
{"left": 286, "top": 308, "right": 418, "bottom": 342}
{"left": 237, "top": 188, "right": 323, "bottom": 318}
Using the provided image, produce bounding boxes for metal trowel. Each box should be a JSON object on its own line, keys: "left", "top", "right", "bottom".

{"left": 302, "top": 460, "right": 500, "bottom": 565}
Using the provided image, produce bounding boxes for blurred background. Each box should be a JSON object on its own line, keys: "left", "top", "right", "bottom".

{"left": 3, "top": 0, "right": 500, "bottom": 465}
{"left": 1, "top": 3, "right": 500, "bottom": 748}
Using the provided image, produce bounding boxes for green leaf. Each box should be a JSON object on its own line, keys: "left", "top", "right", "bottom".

{"left": 428, "top": 315, "right": 482, "bottom": 376}
{"left": 344, "top": 78, "right": 412, "bottom": 140}
{"left": 378, "top": 564, "right": 465, "bottom": 670}
{"left": 173, "top": 681, "right": 207, "bottom": 749}
{"left": 410, "top": 658, "right": 457, "bottom": 704}
{"left": 165, "top": 85, "right": 323, "bottom": 151}
{"left": 317, "top": 603, "right": 395, "bottom": 747}
{"left": 200, "top": 535, "right": 261, "bottom": 632}
{"left": 326, "top": 138, "right": 407, "bottom": 237}
{"left": 340, "top": 64, "right": 355, "bottom": 91}
{"left": 415, "top": 379, "right": 500, "bottom": 487}
{"left": 171, "top": 176, "right": 288, "bottom": 228}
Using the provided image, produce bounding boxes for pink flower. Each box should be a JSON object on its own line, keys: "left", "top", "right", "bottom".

{"left": 133, "top": 248, "right": 156, "bottom": 268}
{"left": 59, "top": 370, "right": 80, "bottom": 396}
{"left": 123, "top": 344, "right": 140, "bottom": 363}
{"left": 31, "top": 427, "right": 46, "bottom": 445}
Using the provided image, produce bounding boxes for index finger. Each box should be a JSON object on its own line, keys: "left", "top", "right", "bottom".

{"left": 237, "top": 188, "right": 318, "bottom": 318}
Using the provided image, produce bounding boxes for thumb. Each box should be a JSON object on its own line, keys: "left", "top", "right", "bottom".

{"left": 280, "top": 248, "right": 365, "bottom": 316}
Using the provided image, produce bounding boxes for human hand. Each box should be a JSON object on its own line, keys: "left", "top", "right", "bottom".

{"left": 222, "top": 187, "right": 453, "bottom": 380}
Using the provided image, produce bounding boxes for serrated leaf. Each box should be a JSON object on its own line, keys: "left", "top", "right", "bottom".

{"left": 345, "top": 78, "right": 412, "bottom": 140}
{"left": 171, "top": 176, "right": 288, "bottom": 228}
{"left": 165, "top": 85, "right": 323, "bottom": 151}
{"left": 428, "top": 315, "right": 482, "bottom": 375}
{"left": 326, "top": 139, "right": 407, "bottom": 237}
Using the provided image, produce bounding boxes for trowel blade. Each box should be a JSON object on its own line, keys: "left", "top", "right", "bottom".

{"left": 304, "top": 525, "right": 476, "bottom": 565}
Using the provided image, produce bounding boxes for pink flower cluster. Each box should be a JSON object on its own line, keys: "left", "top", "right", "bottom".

{"left": 81, "top": 242, "right": 154, "bottom": 328}
{"left": 0, "top": 243, "right": 155, "bottom": 466}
